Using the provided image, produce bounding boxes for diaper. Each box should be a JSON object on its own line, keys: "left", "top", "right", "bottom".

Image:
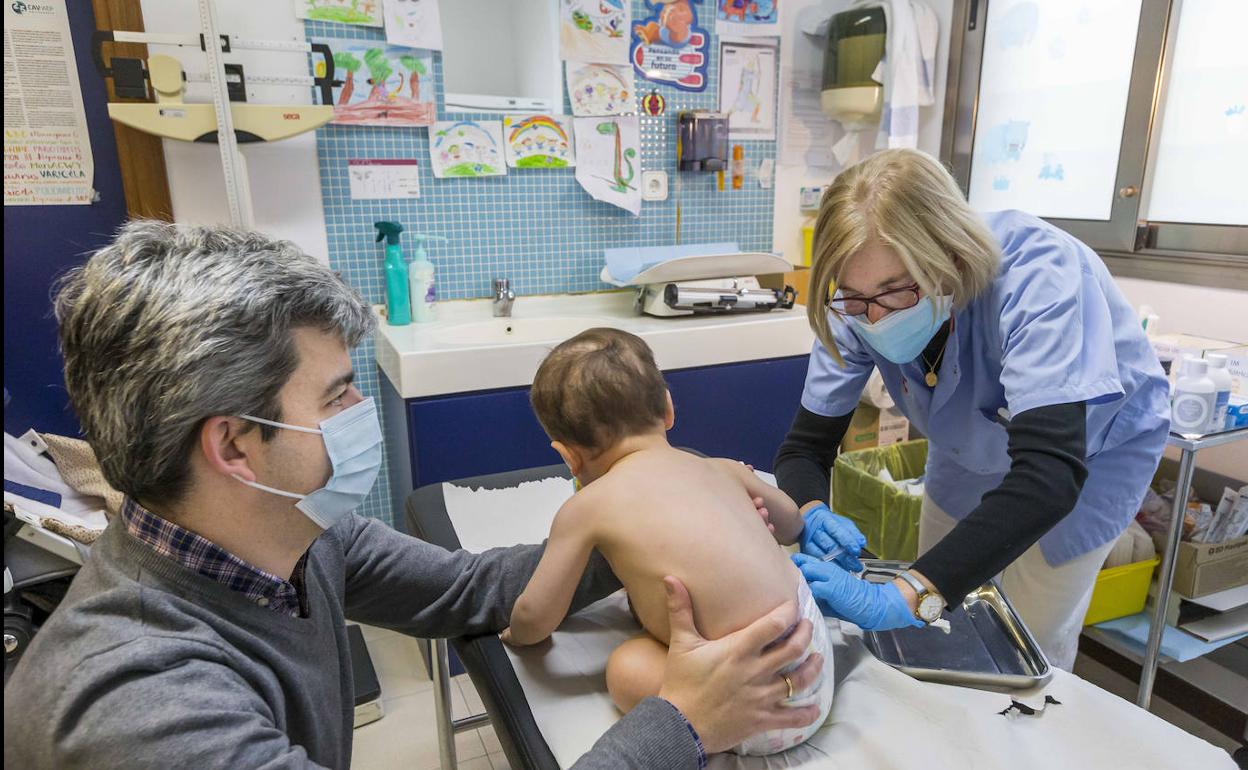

{"left": 731, "top": 577, "right": 836, "bottom": 756}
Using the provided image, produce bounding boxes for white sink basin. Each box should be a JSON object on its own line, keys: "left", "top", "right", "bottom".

{"left": 434, "top": 316, "right": 617, "bottom": 347}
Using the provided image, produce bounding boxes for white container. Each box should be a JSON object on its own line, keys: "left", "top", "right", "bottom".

{"left": 1171, "top": 356, "right": 1217, "bottom": 434}
{"left": 1205, "top": 353, "right": 1233, "bottom": 432}
{"left": 410, "top": 258, "right": 437, "bottom": 323}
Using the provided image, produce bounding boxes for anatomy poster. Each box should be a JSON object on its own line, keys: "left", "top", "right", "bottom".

{"left": 574, "top": 116, "right": 640, "bottom": 215}
{"left": 719, "top": 40, "right": 777, "bottom": 140}
{"left": 315, "top": 39, "right": 434, "bottom": 126}
{"left": 382, "top": 0, "right": 443, "bottom": 50}
{"left": 566, "top": 62, "right": 635, "bottom": 116}
{"left": 559, "top": 0, "right": 629, "bottom": 64}
{"left": 503, "top": 115, "right": 576, "bottom": 169}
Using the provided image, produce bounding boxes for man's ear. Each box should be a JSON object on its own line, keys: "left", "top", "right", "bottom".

{"left": 663, "top": 390, "right": 675, "bottom": 431}
{"left": 550, "top": 440, "right": 582, "bottom": 479}
{"left": 200, "top": 416, "right": 259, "bottom": 482}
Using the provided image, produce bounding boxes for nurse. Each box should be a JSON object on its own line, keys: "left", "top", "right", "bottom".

{"left": 778, "top": 149, "right": 1170, "bottom": 670}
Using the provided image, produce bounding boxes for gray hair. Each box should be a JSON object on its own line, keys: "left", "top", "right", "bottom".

{"left": 54, "top": 219, "right": 376, "bottom": 508}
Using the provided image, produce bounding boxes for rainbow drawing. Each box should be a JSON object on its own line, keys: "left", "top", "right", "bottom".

{"left": 503, "top": 115, "right": 576, "bottom": 169}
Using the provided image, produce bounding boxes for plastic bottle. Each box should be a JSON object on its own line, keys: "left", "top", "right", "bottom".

{"left": 407, "top": 234, "right": 446, "bottom": 323}
{"left": 1205, "top": 353, "right": 1233, "bottom": 432}
{"left": 731, "top": 145, "right": 744, "bottom": 189}
{"left": 374, "top": 221, "right": 410, "bottom": 326}
{"left": 1171, "top": 356, "right": 1217, "bottom": 435}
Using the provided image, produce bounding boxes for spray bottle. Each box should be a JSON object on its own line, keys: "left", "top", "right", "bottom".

{"left": 374, "top": 221, "right": 411, "bottom": 326}
{"left": 407, "top": 234, "right": 447, "bottom": 323}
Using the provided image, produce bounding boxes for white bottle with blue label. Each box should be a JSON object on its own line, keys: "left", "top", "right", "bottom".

{"left": 407, "top": 234, "right": 446, "bottom": 323}
{"left": 1205, "top": 353, "right": 1233, "bottom": 432}
{"left": 1171, "top": 356, "right": 1217, "bottom": 435}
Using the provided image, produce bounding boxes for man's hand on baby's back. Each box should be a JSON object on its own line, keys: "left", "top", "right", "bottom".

{"left": 657, "top": 576, "right": 823, "bottom": 754}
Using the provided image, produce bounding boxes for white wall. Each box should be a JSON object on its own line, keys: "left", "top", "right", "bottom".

{"left": 137, "top": 0, "right": 330, "bottom": 261}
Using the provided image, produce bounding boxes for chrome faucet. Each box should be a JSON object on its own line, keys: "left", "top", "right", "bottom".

{"left": 492, "top": 278, "right": 515, "bottom": 317}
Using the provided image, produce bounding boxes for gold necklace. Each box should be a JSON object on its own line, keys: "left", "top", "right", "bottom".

{"left": 922, "top": 318, "right": 954, "bottom": 388}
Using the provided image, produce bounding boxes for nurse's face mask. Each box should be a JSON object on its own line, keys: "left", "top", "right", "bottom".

{"left": 232, "top": 398, "right": 383, "bottom": 530}
{"left": 837, "top": 289, "right": 952, "bottom": 364}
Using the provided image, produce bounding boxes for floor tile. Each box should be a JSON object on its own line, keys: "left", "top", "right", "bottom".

{"left": 350, "top": 687, "right": 486, "bottom": 769}
{"left": 480, "top": 724, "right": 502, "bottom": 755}
{"left": 366, "top": 633, "right": 431, "bottom": 699}
{"left": 488, "top": 750, "right": 512, "bottom": 770}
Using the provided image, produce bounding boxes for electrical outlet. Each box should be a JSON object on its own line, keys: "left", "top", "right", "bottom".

{"left": 642, "top": 170, "right": 668, "bottom": 201}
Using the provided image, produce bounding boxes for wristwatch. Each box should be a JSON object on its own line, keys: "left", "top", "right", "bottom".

{"left": 898, "top": 570, "right": 945, "bottom": 624}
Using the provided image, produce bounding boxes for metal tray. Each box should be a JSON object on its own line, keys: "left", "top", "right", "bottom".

{"left": 859, "top": 560, "right": 1053, "bottom": 690}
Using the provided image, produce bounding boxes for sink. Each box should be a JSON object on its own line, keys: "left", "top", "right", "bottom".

{"left": 433, "top": 316, "right": 617, "bottom": 347}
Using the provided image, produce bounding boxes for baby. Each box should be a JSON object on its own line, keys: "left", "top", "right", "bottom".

{"left": 503, "top": 328, "right": 834, "bottom": 756}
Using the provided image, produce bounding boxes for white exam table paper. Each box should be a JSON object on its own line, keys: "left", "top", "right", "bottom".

{"left": 441, "top": 476, "right": 1235, "bottom": 770}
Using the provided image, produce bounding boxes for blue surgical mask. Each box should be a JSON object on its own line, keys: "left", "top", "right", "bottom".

{"left": 846, "top": 294, "right": 952, "bottom": 364}
{"left": 233, "top": 398, "right": 382, "bottom": 530}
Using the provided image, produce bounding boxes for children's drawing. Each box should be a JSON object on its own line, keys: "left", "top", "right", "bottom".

{"left": 560, "top": 0, "right": 629, "bottom": 64}
{"left": 503, "top": 115, "right": 576, "bottom": 169}
{"left": 566, "top": 63, "right": 635, "bottom": 117}
{"left": 430, "top": 120, "right": 507, "bottom": 178}
{"left": 315, "top": 39, "right": 434, "bottom": 126}
{"left": 296, "top": 0, "right": 382, "bottom": 27}
{"left": 574, "top": 116, "right": 640, "bottom": 215}
{"left": 718, "top": 41, "right": 776, "bottom": 140}
{"left": 383, "top": 0, "right": 443, "bottom": 50}
{"left": 631, "top": 0, "right": 709, "bottom": 92}
{"left": 715, "top": 0, "right": 778, "bottom": 37}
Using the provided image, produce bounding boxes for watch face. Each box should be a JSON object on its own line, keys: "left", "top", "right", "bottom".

{"left": 918, "top": 594, "right": 944, "bottom": 623}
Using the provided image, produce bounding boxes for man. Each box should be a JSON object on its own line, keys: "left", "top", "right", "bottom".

{"left": 3, "top": 221, "right": 822, "bottom": 768}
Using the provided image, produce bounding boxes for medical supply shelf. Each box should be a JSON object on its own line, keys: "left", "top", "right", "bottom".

{"left": 1136, "top": 427, "right": 1248, "bottom": 711}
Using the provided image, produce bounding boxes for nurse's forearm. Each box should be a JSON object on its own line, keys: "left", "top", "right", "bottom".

{"left": 912, "top": 401, "right": 1089, "bottom": 606}
{"left": 774, "top": 406, "right": 854, "bottom": 508}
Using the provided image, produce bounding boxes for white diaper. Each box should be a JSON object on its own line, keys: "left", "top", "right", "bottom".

{"left": 732, "top": 577, "right": 836, "bottom": 756}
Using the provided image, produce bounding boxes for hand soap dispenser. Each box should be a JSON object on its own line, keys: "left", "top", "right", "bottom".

{"left": 374, "top": 221, "right": 411, "bottom": 326}
{"left": 407, "top": 234, "right": 446, "bottom": 323}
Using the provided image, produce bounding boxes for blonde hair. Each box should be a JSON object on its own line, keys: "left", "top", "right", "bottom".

{"left": 807, "top": 148, "right": 1000, "bottom": 362}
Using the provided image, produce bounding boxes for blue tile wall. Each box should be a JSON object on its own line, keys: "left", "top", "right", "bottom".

{"left": 305, "top": 6, "right": 779, "bottom": 525}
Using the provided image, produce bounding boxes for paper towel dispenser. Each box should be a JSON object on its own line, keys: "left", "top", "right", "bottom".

{"left": 821, "top": 8, "right": 886, "bottom": 128}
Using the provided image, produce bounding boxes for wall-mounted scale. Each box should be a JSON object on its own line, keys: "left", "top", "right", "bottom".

{"left": 91, "top": 0, "right": 336, "bottom": 227}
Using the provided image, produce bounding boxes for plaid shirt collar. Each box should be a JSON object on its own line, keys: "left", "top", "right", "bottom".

{"left": 121, "top": 498, "right": 306, "bottom": 617}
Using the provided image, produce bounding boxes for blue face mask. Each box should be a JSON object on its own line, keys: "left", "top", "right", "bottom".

{"left": 845, "top": 294, "right": 952, "bottom": 364}
{"left": 233, "top": 398, "right": 382, "bottom": 530}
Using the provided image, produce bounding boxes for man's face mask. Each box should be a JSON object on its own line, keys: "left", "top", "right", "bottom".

{"left": 233, "top": 398, "right": 382, "bottom": 530}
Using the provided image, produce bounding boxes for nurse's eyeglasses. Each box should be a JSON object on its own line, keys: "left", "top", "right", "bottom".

{"left": 825, "top": 283, "right": 921, "bottom": 317}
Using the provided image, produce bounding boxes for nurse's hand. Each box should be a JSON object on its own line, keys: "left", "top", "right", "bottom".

{"left": 792, "top": 554, "right": 923, "bottom": 632}
{"left": 657, "top": 576, "right": 823, "bottom": 754}
{"left": 798, "top": 502, "right": 866, "bottom": 571}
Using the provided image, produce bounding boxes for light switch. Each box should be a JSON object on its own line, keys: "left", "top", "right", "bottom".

{"left": 642, "top": 170, "right": 668, "bottom": 201}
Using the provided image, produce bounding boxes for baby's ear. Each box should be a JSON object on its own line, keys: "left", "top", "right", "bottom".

{"left": 663, "top": 390, "right": 675, "bottom": 431}
{"left": 551, "top": 440, "right": 582, "bottom": 478}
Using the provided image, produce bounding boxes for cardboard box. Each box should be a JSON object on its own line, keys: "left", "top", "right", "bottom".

{"left": 1171, "top": 534, "right": 1248, "bottom": 599}
{"left": 1150, "top": 333, "right": 1240, "bottom": 386}
{"left": 842, "top": 405, "right": 910, "bottom": 452}
{"left": 1217, "top": 344, "right": 1248, "bottom": 396}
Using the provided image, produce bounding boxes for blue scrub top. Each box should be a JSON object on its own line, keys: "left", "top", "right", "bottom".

{"left": 801, "top": 210, "right": 1171, "bottom": 565}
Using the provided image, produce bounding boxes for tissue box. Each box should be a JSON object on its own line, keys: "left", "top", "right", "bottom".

{"left": 1218, "top": 345, "right": 1248, "bottom": 396}
{"left": 1171, "top": 534, "right": 1248, "bottom": 599}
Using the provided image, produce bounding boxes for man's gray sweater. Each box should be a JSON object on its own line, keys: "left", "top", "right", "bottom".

{"left": 3, "top": 514, "right": 703, "bottom": 768}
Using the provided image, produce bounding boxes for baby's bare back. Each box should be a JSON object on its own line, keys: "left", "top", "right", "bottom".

{"left": 587, "top": 448, "right": 799, "bottom": 644}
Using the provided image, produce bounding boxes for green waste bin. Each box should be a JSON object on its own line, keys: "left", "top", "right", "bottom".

{"left": 832, "top": 439, "right": 927, "bottom": 561}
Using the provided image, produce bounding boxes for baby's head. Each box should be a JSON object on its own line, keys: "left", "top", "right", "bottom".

{"left": 531, "top": 328, "right": 673, "bottom": 476}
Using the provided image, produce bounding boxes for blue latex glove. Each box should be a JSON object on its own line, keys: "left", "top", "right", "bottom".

{"left": 792, "top": 553, "right": 923, "bottom": 631}
{"left": 798, "top": 503, "right": 866, "bottom": 572}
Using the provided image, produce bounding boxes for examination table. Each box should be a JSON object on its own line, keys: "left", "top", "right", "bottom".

{"left": 406, "top": 464, "right": 1234, "bottom": 770}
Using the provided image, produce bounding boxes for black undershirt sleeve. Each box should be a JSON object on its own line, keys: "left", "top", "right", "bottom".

{"left": 913, "top": 401, "right": 1089, "bottom": 606}
{"left": 774, "top": 406, "right": 853, "bottom": 509}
